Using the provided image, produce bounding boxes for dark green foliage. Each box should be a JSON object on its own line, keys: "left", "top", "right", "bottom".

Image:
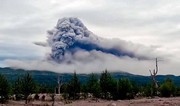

{"left": 176, "top": 87, "right": 180, "bottom": 96}
{"left": 1, "top": 68, "right": 180, "bottom": 87}
{"left": 87, "top": 73, "right": 101, "bottom": 98}
{"left": 0, "top": 74, "right": 9, "bottom": 104}
{"left": 67, "top": 72, "right": 80, "bottom": 100}
{"left": 61, "top": 83, "right": 69, "bottom": 100}
{"left": 143, "top": 84, "right": 152, "bottom": 97}
{"left": 22, "top": 73, "right": 37, "bottom": 103}
{"left": 131, "top": 81, "right": 140, "bottom": 96}
{"left": 92, "top": 82, "right": 101, "bottom": 98}
{"left": 37, "top": 84, "right": 54, "bottom": 93}
{"left": 61, "top": 83, "right": 68, "bottom": 93}
{"left": 99, "top": 71, "right": 135, "bottom": 100}
{"left": 87, "top": 73, "right": 98, "bottom": 93}
{"left": 117, "top": 78, "right": 133, "bottom": 99}
{"left": 13, "top": 77, "right": 23, "bottom": 100}
{"left": 1, "top": 68, "right": 180, "bottom": 102}
{"left": 13, "top": 77, "right": 22, "bottom": 93}
{"left": 81, "top": 84, "right": 88, "bottom": 99}
{"left": 160, "top": 78, "right": 176, "bottom": 97}
{"left": 100, "top": 70, "right": 116, "bottom": 99}
{"left": 13, "top": 73, "right": 37, "bottom": 103}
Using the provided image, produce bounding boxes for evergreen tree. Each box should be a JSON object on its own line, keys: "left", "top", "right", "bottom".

{"left": 13, "top": 76, "right": 23, "bottom": 100}
{"left": 81, "top": 84, "right": 88, "bottom": 99}
{"left": 61, "top": 83, "right": 69, "bottom": 100}
{"left": 117, "top": 78, "right": 133, "bottom": 99}
{"left": 87, "top": 73, "right": 101, "bottom": 98}
{"left": 67, "top": 71, "right": 80, "bottom": 100}
{"left": 0, "top": 74, "right": 9, "bottom": 104}
{"left": 131, "top": 81, "right": 140, "bottom": 97}
{"left": 21, "top": 73, "right": 37, "bottom": 104}
{"left": 100, "top": 70, "right": 116, "bottom": 99}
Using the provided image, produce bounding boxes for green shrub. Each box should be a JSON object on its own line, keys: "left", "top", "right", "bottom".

{"left": 160, "top": 78, "right": 176, "bottom": 97}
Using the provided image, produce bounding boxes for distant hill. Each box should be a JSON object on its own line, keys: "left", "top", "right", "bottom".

{"left": 0, "top": 67, "right": 180, "bottom": 86}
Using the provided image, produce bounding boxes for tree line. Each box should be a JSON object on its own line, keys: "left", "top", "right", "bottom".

{"left": 0, "top": 70, "right": 180, "bottom": 104}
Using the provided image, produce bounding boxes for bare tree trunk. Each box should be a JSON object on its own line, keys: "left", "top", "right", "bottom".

{"left": 51, "top": 94, "right": 55, "bottom": 106}
{"left": 149, "top": 58, "right": 159, "bottom": 96}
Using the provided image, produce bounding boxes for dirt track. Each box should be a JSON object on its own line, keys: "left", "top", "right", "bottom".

{"left": 2, "top": 97, "right": 180, "bottom": 106}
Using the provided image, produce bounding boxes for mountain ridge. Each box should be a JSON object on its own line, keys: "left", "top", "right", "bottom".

{"left": 0, "top": 67, "right": 179, "bottom": 86}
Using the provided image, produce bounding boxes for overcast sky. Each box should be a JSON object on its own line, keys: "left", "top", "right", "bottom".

{"left": 0, "top": 0, "right": 180, "bottom": 75}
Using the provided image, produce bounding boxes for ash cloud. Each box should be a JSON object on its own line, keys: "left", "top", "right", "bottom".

{"left": 7, "top": 17, "right": 168, "bottom": 75}
{"left": 33, "top": 42, "right": 47, "bottom": 47}
{"left": 42, "top": 17, "right": 155, "bottom": 63}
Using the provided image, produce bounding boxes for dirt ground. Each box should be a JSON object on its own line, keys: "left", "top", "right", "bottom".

{"left": 1, "top": 97, "right": 180, "bottom": 106}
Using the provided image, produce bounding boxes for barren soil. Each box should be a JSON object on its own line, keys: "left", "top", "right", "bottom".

{"left": 1, "top": 97, "right": 180, "bottom": 106}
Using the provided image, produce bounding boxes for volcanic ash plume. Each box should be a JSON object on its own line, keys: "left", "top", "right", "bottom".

{"left": 47, "top": 18, "right": 99, "bottom": 62}
{"left": 7, "top": 17, "right": 165, "bottom": 74}
{"left": 41, "top": 17, "right": 152, "bottom": 63}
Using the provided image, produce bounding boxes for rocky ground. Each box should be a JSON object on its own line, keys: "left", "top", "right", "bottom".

{"left": 1, "top": 97, "right": 180, "bottom": 106}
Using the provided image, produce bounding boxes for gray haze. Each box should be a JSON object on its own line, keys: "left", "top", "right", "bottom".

{"left": 0, "top": 0, "right": 180, "bottom": 75}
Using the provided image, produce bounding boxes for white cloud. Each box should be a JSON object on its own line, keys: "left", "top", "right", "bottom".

{"left": 0, "top": 0, "right": 180, "bottom": 75}
{"left": 5, "top": 50, "right": 180, "bottom": 75}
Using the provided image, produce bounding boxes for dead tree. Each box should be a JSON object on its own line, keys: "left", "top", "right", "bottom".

{"left": 51, "top": 87, "right": 57, "bottom": 106}
{"left": 149, "top": 58, "right": 159, "bottom": 96}
{"left": 149, "top": 69, "right": 158, "bottom": 89}
{"left": 58, "top": 75, "right": 63, "bottom": 94}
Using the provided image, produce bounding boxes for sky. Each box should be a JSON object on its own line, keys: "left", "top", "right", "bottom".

{"left": 0, "top": 0, "right": 180, "bottom": 75}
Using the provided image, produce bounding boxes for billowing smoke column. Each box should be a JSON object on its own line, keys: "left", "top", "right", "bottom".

{"left": 47, "top": 17, "right": 98, "bottom": 62}
{"left": 46, "top": 17, "right": 145, "bottom": 63}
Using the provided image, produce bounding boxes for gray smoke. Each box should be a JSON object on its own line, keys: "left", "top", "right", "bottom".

{"left": 47, "top": 17, "right": 97, "bottom": 62}
{"left": 5, "top": 17, "right": 171, "bottom": 74}
{"left": 44, "top": 17, "right": 151, "bottom": 63}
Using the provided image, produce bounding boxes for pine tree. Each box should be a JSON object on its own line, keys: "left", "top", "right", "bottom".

{"left": 87, "top": 73, "right": 101, "bottom": 98}
{"left": 118, "top": 78, "right": 133, "bottom": 99}
{"left": 0, "top": 74, "right": 9, "bottom": 104}
{"left": 21, "top": 73, "right": 37, "bottom": 104}
{"left": 100, "top": 70, "right": 116, "bottom": 99}
{"left": 67, "top": 71, "right": 80, "bottom": 100}
{"left": 13, "top": 76, "right": 23, "bottom": 100}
